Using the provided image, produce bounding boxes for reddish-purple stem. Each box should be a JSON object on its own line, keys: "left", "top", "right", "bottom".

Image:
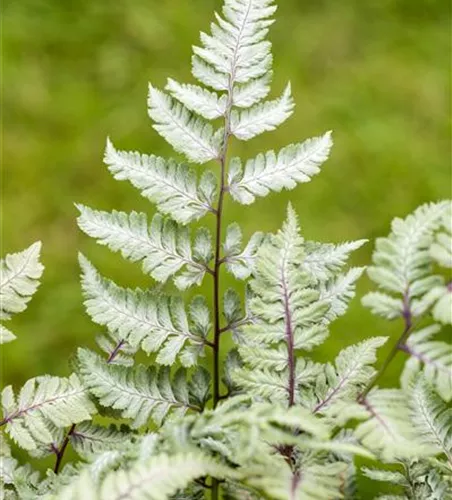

{"left": 107, "top": 339, "right": 126, "bottom": 364}
{"left": 212, "top": 78, "right": 234, "bottom": 409}
{"left": 281, "top": 268, "right": 296, "bottom": 407}
{"left": 53, "top": 424, "right": 76, "bottom": 474}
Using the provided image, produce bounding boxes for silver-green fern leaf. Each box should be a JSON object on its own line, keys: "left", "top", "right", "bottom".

{"left": 0, "top": 242, "right": 44, "bottom": 344}
{"left": 78, "top": 348, "right": 208, "bottom": 428}
{"left": 77, "top": 207, "right": 212, "bottom": 290}
{"left": 312, "top": 336, "right": 388, "bottom": 415}
{"left": 1, "top": 374, "right": 96, "bottom": 451}
{"left": 104, "top": 139, "right": 217, "bottom": 224}
{"left": 79, "top": 256, "right": 210, "bottom": 366}
{"left": 400, "top": 324, "right": 452, "bottom": 402}
{"left": 4, "top": 0, "right": 451, "bottom": 498}
{"left": 408, "top": 378, "right": 452, "bottom": 463}
{"left": 233, "top": 204, "right": 365, "bottom": 406}
{"left": 228, "top": 131, "right": 333, "bottom": 205}
{"left": 362, "top": 201, "right": 451, "bottom": 320}
{"left": 363, "top": 460, "right": 452, "bottom": 500}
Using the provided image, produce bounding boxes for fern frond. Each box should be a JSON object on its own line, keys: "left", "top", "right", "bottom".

{"left": 1, "top": 374, "right": 96, "bottom": 451}
{"left": 229, "top": 83, "right": 294, "bottom": 140}
{"left": 0, "top": 442, "right": 40, "bottom": 500}
{"left": 148, "top": 85, "right": 221, "bottom": 164}
{"left": 183, "top": 396, "right": 331, "bottom": 465}
{"left": 313, "top": 337, "right": 387, "bottom": 414}
{"left": 101, "top": 452, "right": 234, "bottom": 500}
{"left": 409, "top": 378, "right": 452, "bottom": 463}
{"left": 302, "top": 238, "right": 367, "bottom": 283}
{"left": 191, "top": 56, "right": 229, "bottom": 92}
{"left": 43, "top": 470, "right": 98, "bottom": 500}
{"left": 0, "top": 242, "right": 44, "bottom": 343}
{"left": 362, "top": 466, "right": 408, "bottom": 486}
{"left": 234, "top": 205, "right": 364, "bottom": 406}
{"left": 192, "top": 0, "right": 276, "bottom": 88}
{"left": 0, "top": 325, "right": 16, "bottom": 345}
{"left": 430, "top": 206, "right": 452, "bottom": 268}
{"left": 400, "top": 324, "right": 452, "bottom": 402}
{"left": 78, "top": 349, "right": 203, "bottom": 428}
{"left": 166, "top": 78, "right": 227, "bottom": 120}
{"left": 232, "top": 367, "right": 292, "bottom": 402}
{"left": 232, "top": 71, "right": 272, "bottom": 108}
{"left": 364, "top": 460, "right": 452, "bottom": 500}
{"left": 104, "top": 139, "right": 216, "bottom": 224}
{"left": 238, "top": 343, "right": 289, "bottom": 372}
{"left": 361, "top": 292, "right": 405, "bottom": 320}
{"left": 69, "top": 422, "right": 131, "bottom": 459}
{"left": 234, "top": 205, "right": 330, "bottom": 405}
{"left": 362, "top": 201, "right": 450, "bottom": 319}
{"left": 247, "top": 459, "right": 348, "bottom": 500}
{"left": 223, "top": 289, "right": 248, "bottom": 341}
{"left": 228, "top": 132, "right": 332, "bottom": 205}
{"left": 232, "top": 73, "right": 272, "bottom": 108}
{"left": 0, "top": 433, "right": 26, "bottom": 490}
{"left": 223, "top": 224, "right": 264, "bottom": 279}
{"left": 77, "top": 207, "right": 210, "bottom": 289}
{"left": 95, "top": 334, "right": 137, "bottom": 366}
{"left": 411, "top": 283, "right": 452, "bottom": 325}
{"left": 430, "top": 286, "right": 452, "bottom": 325}
{"left": 79, "top": 256, "right": 209, "bottom": 366}
{"left": 354, "top": 389, "right": 425, "bottom": 460}
{"left": 318, "top": 267, "right": 365, "bottom": 322}
{"left": 222, "top": 348, "right": 243, "bottom": 396}
{"left": 339, "top": 463, "right": 358, "bottom": 500}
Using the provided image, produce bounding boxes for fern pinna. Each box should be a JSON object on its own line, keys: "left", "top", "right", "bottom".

{"left": 1, "top": 0, "right": 451, "bottom": 499}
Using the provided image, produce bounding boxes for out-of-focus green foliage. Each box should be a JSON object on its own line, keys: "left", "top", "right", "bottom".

{"left": 2, "top": 0, "right": 449, "bottom": 400}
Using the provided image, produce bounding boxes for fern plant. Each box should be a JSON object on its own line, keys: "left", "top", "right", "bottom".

{"left": 1, "top": 1, "right": 451, "bottom": 499}
{"left": 1, "top": 242, "right": 44, "bottom": 345}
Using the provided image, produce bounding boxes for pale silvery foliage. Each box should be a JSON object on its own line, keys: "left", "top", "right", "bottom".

{"left": 1, "top": 1, "right": 451, "bottom": 499}
{"left": 0, "top": 242, "right": 44, "bottom": 344}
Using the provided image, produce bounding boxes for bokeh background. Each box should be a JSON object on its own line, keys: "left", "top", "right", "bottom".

{"left": 2, "top": 0, "right": 451, "bottom": 493}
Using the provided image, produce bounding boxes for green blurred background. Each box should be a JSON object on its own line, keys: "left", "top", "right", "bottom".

{"left": 2, "top": 0, "right": 451, "bottom": 493}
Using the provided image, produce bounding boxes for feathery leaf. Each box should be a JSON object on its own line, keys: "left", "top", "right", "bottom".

{"left": 363, "top": 201, "right": 450, "bottom": 318}
{"left": 234, "top": 206, "right": 330, "bottom": 404}
{"left": 430, "top": 206, "right": 452, "bottom": 268}
{"left": 229, "top": 83, "right": 294, "bottom": 140}
{"left": 148, "top": 85, "right": 221, "bottom": 164}
{"left": 192, "top": 0, "right": 277, "bottom": 88}
{"left": 354, "top": 389, "right": 428, "bottom": 460}
{"left": 77, "top": 207, "right": 210, "bottom": 289}
{"left": 104, "top": 139, "right": 216, "bottom": 224}
{"left": 318, "top": 267, "right": 365, "bottom": 322}
{"left": 78, "top": 349, "right": 202, "bottom": 428}
{"left": 166, "top": 78, "right": 227, "bottom": 120}
{"left": 70, "top": 422, "right": 132, "bottom": 459}
{"left": 313, "top": 337, "right": 387, "bottom": 414}
{"left": 0, "top": 242, "right": 44, "bottom": 343}
{"left": 228, "top": 132, "right": 332, "bottom": 204}
{"left": 302, "top": 238, "right": 367, "bottom": 283}
{"left": 1, "top": 374, "right": 96, "bottom": 451}
{"left": 79, "top": 256, "right": 209, "bottom": 366}
{"left": 223, "top": 224, "right": 265, "bottom": 280}
{"left": 409, "top": 378, "right": 452, "bottom": 462}
{"left": 400, "top": 325, "right": 452, "bottom": 402}
{"left": 101, "top": 452, "right": 234, "bottom": 500}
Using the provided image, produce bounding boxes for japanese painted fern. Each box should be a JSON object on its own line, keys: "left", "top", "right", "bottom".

{"left": 1, "top": 1, "right": 451, "bottom": 499}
